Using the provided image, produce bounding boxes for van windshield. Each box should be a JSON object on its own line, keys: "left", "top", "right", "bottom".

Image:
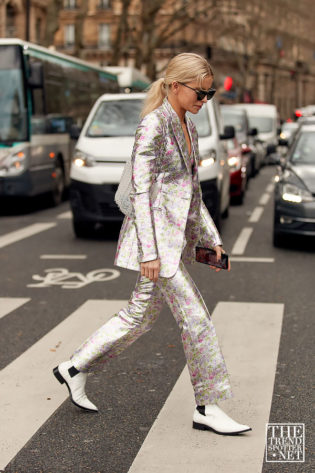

{"left": 188, "top": 106, "right": 212, "bottom": 137}
{"left": 248, "top": 116, "right": 274, "bottom": 133}
{"left": 221, "top": 111, "right": 245, "bottom": 132}
{"left": 86, "top": 99, "right": 143, "bottom": 137}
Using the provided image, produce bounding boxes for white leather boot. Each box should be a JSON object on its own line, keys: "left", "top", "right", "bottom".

{"left": 193, "top": 404, "right": 251, "bottom": 435}
{"left": 53, "top": 361, "right": 98, "bottom": 412}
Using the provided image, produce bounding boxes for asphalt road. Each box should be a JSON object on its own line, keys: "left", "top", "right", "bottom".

{"left": 0, "top": 165, "right": 313, "bottom": 473}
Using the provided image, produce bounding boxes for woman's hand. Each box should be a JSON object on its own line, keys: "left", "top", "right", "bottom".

{"left": 140, "top": 258, "right": 161, "bottom": 282}
{"left": 211, "top": 246, "right": 231, "bottom": 272}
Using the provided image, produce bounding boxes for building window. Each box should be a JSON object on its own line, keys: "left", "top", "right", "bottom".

{"left": 99, "top": 24, "right": 110, "bottom": 49}
{"left": 98, "top": 0, "right": 111, "bottom": 9}
{"left": 64, "top": 0, "right": 76, "bottom": 9}
{"left": 6, "top": 3, "right": 16, "bottom": 37}
{"left": 65, "top": 24, "right": 75, "bottom": 47}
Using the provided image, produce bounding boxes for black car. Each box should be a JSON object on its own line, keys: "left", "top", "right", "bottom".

{"left": 273, "top": 125, "right": 315, "bottom": 246}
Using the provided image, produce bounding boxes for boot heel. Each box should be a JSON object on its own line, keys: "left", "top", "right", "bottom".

{"left": 53, "top": 367, "right": 65, "bottom": 384}
{"left": 193, "top": 421, "right": 207, "bottom": 431}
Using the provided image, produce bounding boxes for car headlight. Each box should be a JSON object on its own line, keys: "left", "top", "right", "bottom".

{"left": 199, "top": 150, "right": 216, "bottom": 167}
{"left": 72, "top": 150, "right": 95, "bottom": 167}
{"left": 228, "top": 156, "right": 241, "bottom": 170}
{"left": 282, "top": 183, "right": 314, "bottom": 203}
{"left": 0, "top": 149, "right": 28, "bottom": 176}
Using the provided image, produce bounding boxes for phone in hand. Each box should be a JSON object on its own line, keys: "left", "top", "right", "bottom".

{"left": 195, "top": 246, "right": 229, "bottom": 270}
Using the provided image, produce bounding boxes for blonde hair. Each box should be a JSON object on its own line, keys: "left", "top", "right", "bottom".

{"left": 141, "top": 53, "right": 214, "bottom": 118}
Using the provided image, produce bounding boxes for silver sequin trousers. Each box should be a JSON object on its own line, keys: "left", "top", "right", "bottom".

{"left": 71, "top": 261, "right": 233, "bottom": 405}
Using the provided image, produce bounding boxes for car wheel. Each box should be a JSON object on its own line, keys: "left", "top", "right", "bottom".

{"left": 233, "top": 192, "right": 244, "bottom": 205}
{"left": 273, "top": 229, "right": 285, "bottom": 247}
{"left": 50, "top": 160, "right": 65, "bottom": 206}
{"left": 73, "top": 220, "right": 91, "bottom": 238}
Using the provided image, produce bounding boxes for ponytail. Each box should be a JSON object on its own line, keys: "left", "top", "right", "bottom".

{"left": 140, "top": 78, "right": 167, "bottom": 118}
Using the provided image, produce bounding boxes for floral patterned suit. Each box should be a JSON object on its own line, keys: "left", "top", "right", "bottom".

{"left": 71, "top": 98, "right": 233, "bottom": 405}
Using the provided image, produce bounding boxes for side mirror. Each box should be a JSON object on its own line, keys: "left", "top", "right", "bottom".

{"left": 277, "top": 127, "right": 281, "bottom": 135}
{"left": 267, "top": 143, "right": 277, "bottom": 155}
{"left": 249, "top": 127, "right": 258, "bottom": 136}
{"left": 220, "top": 125, "right": 235, "bottom": 140}
{"left": 70, "top": 124, "right": 82, "bottom": 140}
{"left": 28, "top": 62, "right": 44, "bottom": 88}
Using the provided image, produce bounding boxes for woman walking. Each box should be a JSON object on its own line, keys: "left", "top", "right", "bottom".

{"left": 53, "top": 53, "right": 251, "bottom": 436}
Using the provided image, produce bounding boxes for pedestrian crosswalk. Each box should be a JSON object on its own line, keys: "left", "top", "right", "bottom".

{"left": 0, "top": 298, "right": 30, "bottom": 321}
{"left": 0, "top": 298, "right": 284, "bottom": 472}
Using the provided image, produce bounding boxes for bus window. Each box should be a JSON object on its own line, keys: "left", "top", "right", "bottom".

{"left": 0, "top": 45, "right": 28, "bottom": 143}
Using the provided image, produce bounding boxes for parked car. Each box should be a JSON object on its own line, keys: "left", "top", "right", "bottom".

{"left": 233, "top": 103, "right": 280, "bottom": 164}
{"left": 273, "top": 125, "right": 315, "bottom": 246}
{"left": 69, "top": 93, "right": 233, "bottom": 236}
{"left": 226, "top": 136, "right": 247, "bottom": 204}
{"left": 221, "top": 105, "right": 262, "bottom": 177}
{"left": 278, "top": 121, "right": 299, "bottom": 148}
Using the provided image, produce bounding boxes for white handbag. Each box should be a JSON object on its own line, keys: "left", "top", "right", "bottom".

{"left": 114, "top": 158, "right": 134, "bottom": 218}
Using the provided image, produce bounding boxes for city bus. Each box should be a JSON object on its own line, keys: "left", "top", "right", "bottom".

{"left": 0, "top": 38, "right": 119, "bottom": 205}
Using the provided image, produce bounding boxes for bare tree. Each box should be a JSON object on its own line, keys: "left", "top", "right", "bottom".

{"left": 43, "top": 0, "right": 63, "bottom": 48}
{"left": 74, "top": 0, "right": 89, "bottom": 58}
{"left": 111, "top": 0, "right": 229, "bottom": 79}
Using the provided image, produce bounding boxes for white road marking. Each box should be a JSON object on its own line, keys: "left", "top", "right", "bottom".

{"left": 231, "top": 227, "right": 253, "bottom": 255}
{"left": 248, "top": 206, "right": 264, "bottom": 223}
{"left": 0, "top": 299, "right": 126, "bottom": 471}
{"left": 266, "top": 183, "right": 274, "bottom": 193}
{"left": 259, "top": 193, "right": 271, "bottom": 205}
{"left": 128, "top": 302, "right": 284, "bottom": 473}
{"left": 40, "top": 255, "right": 87, "bottom": 259}
{"left": 230, "top": 257, "right": 274, "bottom": 263}
{"left": 57, "top": 211, "right": 72, "bottom": 219}
{"left": 0, "top": 298, "right": 30, "bottom": 321}
{"left": 0, "top": 223, "right": 56, "bottom": 249}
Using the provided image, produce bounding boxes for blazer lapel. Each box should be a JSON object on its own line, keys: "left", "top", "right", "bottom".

{"left": 162, "top": 98, "right": 191, "bottom": 172}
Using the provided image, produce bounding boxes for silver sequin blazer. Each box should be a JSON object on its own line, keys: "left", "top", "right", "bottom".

{"left": 114, "top": 97, "right": 222, "bottom": 278}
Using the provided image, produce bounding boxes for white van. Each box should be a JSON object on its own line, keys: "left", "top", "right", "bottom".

{"left": 69, "top": 93, "right": 232, "bottom": 237}
{"left": 233, "top": 103, "right": 280, "bottom": 163}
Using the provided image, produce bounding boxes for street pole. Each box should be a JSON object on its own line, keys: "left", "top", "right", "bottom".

{"left": 25, "top": 0, "right": 30, "bottom": 41}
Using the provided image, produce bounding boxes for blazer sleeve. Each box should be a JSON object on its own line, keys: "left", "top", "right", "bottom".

{"left": 130, "top": 112, "right": 164, "bottom": 262}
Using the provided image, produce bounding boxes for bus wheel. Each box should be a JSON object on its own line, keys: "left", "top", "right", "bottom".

{"left": 50, "top": 161, "right": 65, "bottom": 206}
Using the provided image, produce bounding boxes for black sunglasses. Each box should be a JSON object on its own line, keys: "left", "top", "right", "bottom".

{"left": 178, "top": 82, "right": 216, "bottom": 101}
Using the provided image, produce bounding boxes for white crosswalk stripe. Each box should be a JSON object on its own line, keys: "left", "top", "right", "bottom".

{"left": 0, "top": 299, "right": 126, "bottom": 470}
{"left": 0, "top": 300, "right": 284, "bottom": 472}
{"left": 0, "top": 297, "right": 30, "bottom": 321}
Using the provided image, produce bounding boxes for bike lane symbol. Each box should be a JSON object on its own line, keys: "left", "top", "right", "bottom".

{"left": 27, "top": 268, "right": 120, "bottom": 289}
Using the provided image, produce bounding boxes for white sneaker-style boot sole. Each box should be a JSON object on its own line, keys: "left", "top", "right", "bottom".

{"left": 193, "top": 405, "right": 251, "bottom": 435}
{"left": 53, "top": 361, "right": 98, "bottom": 412}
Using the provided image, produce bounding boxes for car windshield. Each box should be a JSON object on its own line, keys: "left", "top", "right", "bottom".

{"left": 290, "top": 132, "right": 315, "bottom": 164}
{"left": 86, "top": 99, "right": 143, "bottom": 137}
{"left": 221, "top": 111, "right": 245, "bottom": 132}
{"left": 247, "top": 116, "right": 274, "bottom": 133}
{"left": 188, "top": 106, "right": 212, "bottom": 137}
{"left": 282, "top": 122, "right": 298, "bottom": 132}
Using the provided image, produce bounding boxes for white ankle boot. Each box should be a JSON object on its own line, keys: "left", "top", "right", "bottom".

{"left": 53, "top": 360, "right": 98, "bottom": 412}
{"left": 193, "top": 404, "right": 251, "bottom": 435}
